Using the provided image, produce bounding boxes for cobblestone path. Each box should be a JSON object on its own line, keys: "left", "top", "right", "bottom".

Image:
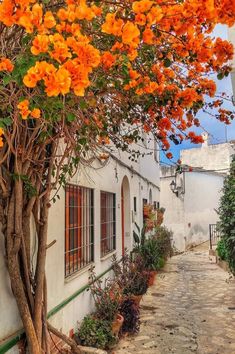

{"left": 114, "top": 248, "right": 235, "bottom": 354}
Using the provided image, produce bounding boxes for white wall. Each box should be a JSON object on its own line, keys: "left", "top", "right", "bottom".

{"left": 0, "top": 149, "right": 160, "bottom": 352}
{"left": 160, "top": 166, "right": 224, "bottom": 251}
{"left": 160, "top": 166, "right": 186, "bottom": 251}
{"left": 180, "top": 141, "right": 235, "bottom": 174}
{"left": 183, "top": 172, "right": 223, "bottom": 247}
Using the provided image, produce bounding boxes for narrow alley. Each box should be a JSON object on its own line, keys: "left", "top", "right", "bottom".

{"left": 114, "top": 247, "right": 235, "bottom": 354}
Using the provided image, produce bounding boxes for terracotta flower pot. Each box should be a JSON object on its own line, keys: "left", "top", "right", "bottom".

{"left": 147, "top": 270, "right": 157, "bottom": 287}
{"left": 130, "top": 294, "right": 143, "bottom": 306}
{"left": 112, "top": 314, "right": 124, "bottom": 336}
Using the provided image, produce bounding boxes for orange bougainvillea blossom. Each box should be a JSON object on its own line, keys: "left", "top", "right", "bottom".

{"left": 0, "top": 0, "right": 234, "bottom": 153}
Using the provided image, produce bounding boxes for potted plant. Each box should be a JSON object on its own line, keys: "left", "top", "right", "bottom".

{"left": 75, "top": 315, "right": 117, "bottom": 349}
{"left": 88, "top": 267, "right": 123, "bottom": 336}
{"left": 111, "top": 313, "right": 124, "bottom": 337}
{"left": 119, "top": 298, "right": 140, "bottom": 336}
{"left": 112, "top": 253, "right": 148, "bottom": 305}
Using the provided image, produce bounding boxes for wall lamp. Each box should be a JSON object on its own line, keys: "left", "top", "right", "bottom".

{"left": 170, "top": 180, "right": 179, "bottom": 196}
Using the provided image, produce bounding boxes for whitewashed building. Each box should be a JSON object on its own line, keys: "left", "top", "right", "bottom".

{"left": 160, "top": 135, "right": 235, "bottom": 252}
{"left": 0, "top": 136, "right": 160, "bottom": 353}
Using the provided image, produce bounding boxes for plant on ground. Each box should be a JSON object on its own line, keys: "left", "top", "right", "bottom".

{"left": 76, "top": 315, "right": 117, "bottom": 350}
{"left": 112, "top": 253, "right": 149, "bottom": 296}
{"left": 216, "top": 238, "right": 228, "bottom": 261}
{"left": 153, "top": 226, "right": 174, "bottom": 259}
{"left": 88, "top": 267, "right": 121, "bottom": 323}
{"left": 119, "top": 298, "right": 140, "bottom": 335}
{"left": 219, "top": 156, "right": 235, "bottom": 273}
{"left": 139, "top": 238, "right": 163, "bottom": 270}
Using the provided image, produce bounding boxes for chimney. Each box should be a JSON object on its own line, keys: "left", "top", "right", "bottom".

{"left": 202, "top": 132, "right": 209, "bottom": 147}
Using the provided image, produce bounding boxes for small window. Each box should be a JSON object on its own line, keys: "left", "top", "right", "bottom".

{"left": 65, "top": 185, "right": 94, "bottom": 277}
{"left": 134, "top": 197, "right": 137, "bottom": 213}
{"left": 153, "top": 201, "right": 160, "bottom": 210}
{"left": 100, "top": 192, "right": 116, "bottom": 257}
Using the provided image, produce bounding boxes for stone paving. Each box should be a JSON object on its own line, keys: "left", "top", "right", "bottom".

{"left": 114, "top": 247, "right": 235, "bottom": 354}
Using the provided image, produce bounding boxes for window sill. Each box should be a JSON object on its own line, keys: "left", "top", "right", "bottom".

{"left": 100, "top": 250, "right": 116, "bottom": 262}
{"left": 65, "top": 262, "right": 94, "bottom": 283}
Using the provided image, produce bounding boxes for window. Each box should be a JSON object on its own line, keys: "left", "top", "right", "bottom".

{"left": 65, "top": 185, "right": 94, "bottom": 277}
{"left": 134, "top": 197, "right": 137, "bottom": 213}
{"left": 100, "top": 192, "right": 116, "bottom": 257}
{"left": 154, "top": 201, "right": 160, "bottom": 210}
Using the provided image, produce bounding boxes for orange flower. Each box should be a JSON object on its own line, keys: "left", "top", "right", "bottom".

{"left": 144, "top": 81, "right": 158, "bottom": 93}
{"left": 143, "top": 28, "right": 155, "bottom": 44}
{"left": 129, "top": 69, "right": 140, "bottom": 79}
{"left": 135, "top": 13, "right": 146, "bottom": 26}
{"left": 44, "top": 67, "right": 71, "bottom": 96}
{"left": 166, "top": 152, "right": 173, "bottom": 159}
{"left": 179, "top": 88, "right": 201, "bottom": 108}
{"left": 31, "top": 35, "right": 49, "bottom": 55}
{"left": 132, "top": 0, "right": 153, "bottom": 14}
{"left": 50, "top": 35, "right": 72, "bottom": 63}
{"left": 0, "top": 128, "right": 4, "bottom": 136}
{"left": 91, "top": 5, "right": 102, "bottom": 16}
{"left": 102, "top": 13, "right": 124, "bottom": 37}
{"left": 17, "top": 99, "right": 30, "bottom": 111}
{"left": 127, "top": 48, "right": 138, "bottom": 61}
{"left": 0, "top": 0, "right": 15, "bottom": 26}
{"left": 18, "top": 13, "right": 34, "bottom": 33}
{"left": 17, "top": 99, "right": 31, "bottom": 119}
{"left": 122, "top": 22, "right": 140, "bottom": 46}
{"left": 101, "top": 52, "right": 116, "bottom": 69}
{"left": 67, "top": 40, "right": 100, "bottom": 69}
{"left": 31, "top": 108, "right": 41, "bottom": 118}
{"left": 147, "top": 6, "right": 163, "bottom": 25}
{"left": 111, "top": 41, "right": 123, "bottom": 52}
{"left": 0, "top": 57, "right": 14, "bottom": 72}
{"left": 75, "top": 0, "right": 97, "bottom": 21}
{"left": 43, "top": 11, "right": 56, "bottom": 29}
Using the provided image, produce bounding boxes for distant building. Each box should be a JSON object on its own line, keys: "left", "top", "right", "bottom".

{"left": 160, "top": 138, "right": 232, "bottom": 251}
{"left": 180, "top": 133, "right": 235, "bottom": 175}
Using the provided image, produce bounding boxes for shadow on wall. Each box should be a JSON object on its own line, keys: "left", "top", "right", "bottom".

{"left": 186, "top": 224, "right": 206, "bottom": 249}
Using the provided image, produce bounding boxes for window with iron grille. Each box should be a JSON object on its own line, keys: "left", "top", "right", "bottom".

{"left": 65, "top": 185, "right": 94, "bottom": 277}
{"left": 100, "top": 191, "right": 116, "bottom": 257}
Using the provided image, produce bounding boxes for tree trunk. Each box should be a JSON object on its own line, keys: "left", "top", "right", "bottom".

{"left": 6, "top": 187, "right": 41, "bottom": 353}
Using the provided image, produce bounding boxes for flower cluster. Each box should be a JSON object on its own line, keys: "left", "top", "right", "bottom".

{"left": 17, "top": 100, "right": 41, "bottom": 120}
{"left": 0, "top": 57, "right": 14, "bottom": 72}
{"left": 0, "top": 0, "right": 234, "bottom": 152}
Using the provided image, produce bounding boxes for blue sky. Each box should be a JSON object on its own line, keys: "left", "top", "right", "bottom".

{"left": 160, "top": 25, "right": 235, "bottom": 164}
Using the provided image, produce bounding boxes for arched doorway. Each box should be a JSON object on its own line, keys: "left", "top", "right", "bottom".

{"left": 121, "top": 176, "right": 131, "bottom": 255}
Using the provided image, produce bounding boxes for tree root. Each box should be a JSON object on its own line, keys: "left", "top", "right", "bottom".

{"left": 47, "top": 322, "right": 81, "bottom": 354}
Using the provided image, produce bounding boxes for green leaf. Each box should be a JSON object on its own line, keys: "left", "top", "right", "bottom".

{"left": 0, "top": 117, "right": 12, "bottom": 128}
{"left": 2, "top": 75, "right": 12, "bottom": 86}
{"left": 66, "top": 113, "right": 76, "bottom": 122}
{"left": 217, "top": 73, "right": 224, "bottom": 80}
{"left": 79, "top": 99, "right": 88, "bottom": 109}
{"left": 163, "top": 58, "right": 172, "bottom": 67}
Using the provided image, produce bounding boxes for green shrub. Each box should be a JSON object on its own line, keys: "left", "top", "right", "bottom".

{"left": 153, "top": 226, "right": 173, "bottom": 259}
{"left": 139, "top": 238, "right": 160, "bottom": 270}
{"left": 77, "top": 315, "right": 117, "bottom": 349}
{"left": 219, "top": 156, "right": 235, "bottom": 273}
{"left": 216, "top": 238, "right": 228, "bottom": 261}
{"left": 157, "top": 257, "right": 165, "bottom": 269}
